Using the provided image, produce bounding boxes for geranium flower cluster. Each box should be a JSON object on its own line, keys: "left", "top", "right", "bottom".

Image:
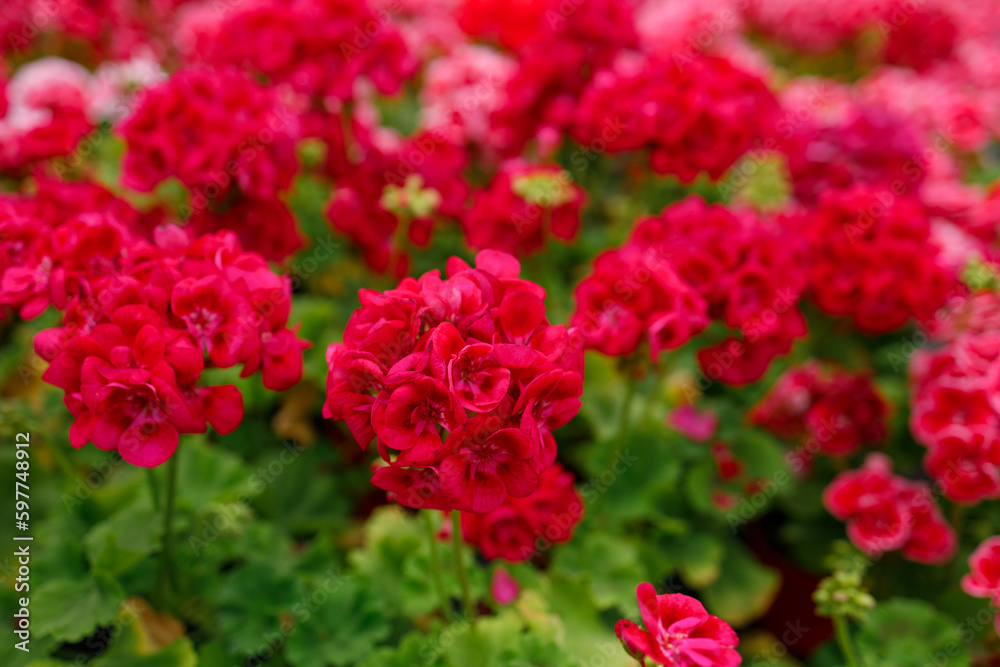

{"left": 0, "top": 57, "right": 96, "bottom": 175}
{"left": 823, "top": 453, "right": 956, "bottom": 564}
{"left": 751, "top": 362, "right": 888, "bottom": 459}
{"left": 462, "top": 161, "right": 585, "bottom": 255}
{"left": 455, "top": 0, "right": 551, "bottom": 51}
{"left": 489, "top": 0, "right": 638, "bottom": 156}
{"left": 419, "top": 44, "right": 516, "bottom": 148}
{"left": 802, "top": 186, "right": 955, "bottom": 334}
{"left": 910, "top": 292, "right": 1000, "bottom": 504}
{"left": 775, "top": 87, "right": 927, "bottom": 204}
{"left": 2, "top": 0, "right": 187, "bottom": 60}
{"left": 962, "top": 536, "right": 1000, "bottom": 635}
{"left": 118, "top": 66, "right": 302, "bottom": 261}
{"left": 325, "top": 129, "right": 470, "bottom": 276}
{"left": 572, "top": 196, "right": 807, "bottom": 385}
{"left": 323, "top": 250, "right": 584, "bottom": 513}
{"left": 616, "top": 583, "right": 741, "bottom": 667}
{"left": 4, "top": 210, "right": 307, "bottom": 467}
{"left": 574, "top": 53, "right": 777, "bottom": 182}
{"left": 183, "top": 0, "right": 417, "bottom": 103}
{"left": 857, "top": 68, "right": 996, "bottom": 154}
{"left": 633, "top": 0, "right": 747, "bottom": 62}
{"left": 744, "top": 0, "right": 961, "bottom": 67}
{"left": 0, "top": 177, "right": 161, "bottom": 317}
{"left": 459, "top": 463, "right": 583, "bottom": 561}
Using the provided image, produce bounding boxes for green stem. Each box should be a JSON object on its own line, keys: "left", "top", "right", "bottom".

{"left": 605, "top": 369, "right": 639, "bottom": 471}
{"left": 423, "top": 511, "right": 453, "bottom": 621}
{"left": 642, "top": 357, "right": 667, "bottom": 425}
{"left": 949, "top": 503, "right": 965, "bottom": 535}
{"left": 154, "top": 451, "right": 180, "bottom": 609}
{"left": 146, "top": 469, "right": 160, "bottom": 512}
{"left": 451, "top": 511, "right": 475, "bottom": 624}
{"left": 834, "top": 616, "right": 862, "bottom": 667}
{"left": 618, "top": 370, "right": 639, "bottom": 441}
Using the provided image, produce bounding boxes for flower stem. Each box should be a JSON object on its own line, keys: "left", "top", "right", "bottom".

{"left": 834, "top": 616, "right": 862, "bottom": 667}
{"left": 146, "top": 469, "right": 160, "bottom": 512}
{"left": 451, "top": 510, "right": 475, "bottom": 624}
{"left": 949, "top": 503, "right": 965, "bottom": 534}
{"left": 423, "top": 511, "right": 453, "bottom": 621}
{"left": 618, "top": 370, "right": 639, "bottom": 442}
{"left": 154, "top": 451, "right": 179, "bottom": 609}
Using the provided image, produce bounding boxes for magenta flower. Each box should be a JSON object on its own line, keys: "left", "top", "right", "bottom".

{"left": 615, "top": 583, "right": 740, "bottom": 667}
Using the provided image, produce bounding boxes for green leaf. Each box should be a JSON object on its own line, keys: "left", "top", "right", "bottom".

{"left": 85, "top": 505, "right": 160, "bottom": 576}
{"left": 445, "top": 610, "right": 523, "bottom": 667}
{"left": 586, "top": 426, "right": 684, "bottom": 522}
{"left": 91, "top": 614, "right": 197, "bottom": 667}
{"left": 702, "top": 543, "right": 780, "bottom": 627}
{"left": 675, "top": 533, "right": 725, "bottom": 589}
{"left": 551, "top": 532, "right": 646, "bottom": 612}
{"left": 216, "top": 560, "right": 303, "bottom": 657}
{"left": 176, "top": 438, "right": 258, "bottom": 509}
{"left": 0, "top": 635, "right": 58, "bottom": 667}
{"left": 684, "top": 459, "right": 718, "bottom": 515}
{"left": 855, "top": 599, "right": 970, "bottom": 667}
{"left": 284, "top": 577, "right": 390, "bottom": 667}
{"left": 349, "top": 507, "right": 473, "bottom": 618}
{"left": 544, "top": 575, "right": 634, "bottom": 667}
{"left": 358, "top": 630, "right": 447, "bottom": 667}
{"left": 261, "top": 444, "right": 351, "bottom": 535}
{"left": 33, "top": 574, "right": 125, "bottom": 642}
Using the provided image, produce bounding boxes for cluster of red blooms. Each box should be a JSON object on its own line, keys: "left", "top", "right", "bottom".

{"left": 616, "top": 583, "right": 741, "bottom": 667}
{"left": 572, "top": 196, "right": 807, "bottom": 385}
{"left": 1, "top": 189, "right": 307, "bottom": 466}
{"left": 7, "top": 0, "right": 1000, "bottom": 657}
{"left": 462, "top": 161, "right": 585, "bottom": 255}
{"left": 455, "top": 0, "right": 551, "bottom": 51}
{"left": 751, "top": 362, "right": 888, "bottom": 459}
{"left": 325, "top": 129, "right": 470, "bottom": 276}
{"left": 962, "top": 536, "right": 1000, "bottom": 635}
{"left": 118, "top": 67, "right": 302, "bottom": 261}
{"left": 488, "top": 0, "right": 638, "bottom": 156}
{"left": 777, "top": 102, "right": 927, "bottom": 205}
{"left": 185, "top": 0, "right": 417, "bottom": 103}
{"left": 459, "top": 463, "right": 583, "bottom": 561}
{"left": 744, "top": 0, "right": 961, "bottom": 66}
{"left": 574, "top": 54, "right": 777, "bottom": 182}
{"left": 910, "top": 292, "right": 1000, "bottom": 504}
{"left": 1, "top": 179, "right": 140, "bottom": 318}
{"left": 802, "top": 186, "right": 955, "bottom": 334}
{"left": 1, "top": 0, "right": 182, "bottom": 59}
{"left": 0, "top": 57, "right": 97, "bottom": 176}
{"left": 323, "top": 250, "right": 584, "bottom": 514}
{"left": 823, "top": 453, "right": 956, "bottom": 564}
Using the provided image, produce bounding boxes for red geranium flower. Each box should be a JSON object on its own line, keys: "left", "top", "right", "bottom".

{"left": 615, "top": 583, "right": 741, "bottom": 667}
